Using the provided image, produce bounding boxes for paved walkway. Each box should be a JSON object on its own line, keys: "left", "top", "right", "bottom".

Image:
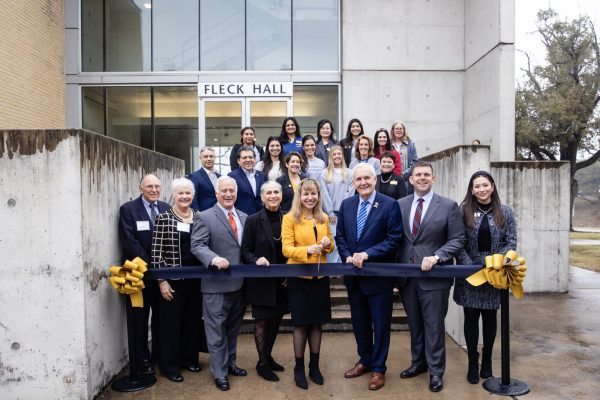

{"left": 97, "top": 267, "right": 600, "bottom": 400}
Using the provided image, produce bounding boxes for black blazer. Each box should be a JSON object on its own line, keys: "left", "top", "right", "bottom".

{"left": 118, "top": 196, "right": 170, "bottom": 264}
{"left": 339, "top": 137, "right": 354, "bottom": 167}
{"left": 276, "top": 172, "right": 307, "bottom": 213}
{"left": 241, "top": 208, "right": 287, "bottom": 306}
{"left": 376, "top": 174, "right": 408, "bottom": 200}
{"left": 229, "top": 144, "right": 265, "bottom": 171}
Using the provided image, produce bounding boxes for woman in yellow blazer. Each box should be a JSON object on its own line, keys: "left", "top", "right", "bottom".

{"left": 282, "top": 178, "right": 334, "bottom": 390}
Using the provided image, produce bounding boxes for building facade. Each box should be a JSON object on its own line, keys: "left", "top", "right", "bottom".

{"left": 66, "top": 0, "right": 516, "bottom": 174}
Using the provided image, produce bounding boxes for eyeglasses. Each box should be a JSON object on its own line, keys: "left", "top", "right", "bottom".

{"left": 376, "top": 129, "right": 388, "bottom": 134}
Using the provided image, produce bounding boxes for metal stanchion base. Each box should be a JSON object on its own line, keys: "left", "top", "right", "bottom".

{"left": 483, "top": 378, "right": 530, "bottom": 396}
{"left": 111, "top": 374, "right": 156, "bottom": 392}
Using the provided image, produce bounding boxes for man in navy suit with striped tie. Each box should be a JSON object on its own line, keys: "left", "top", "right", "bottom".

{"left": 335, "top": 163, "right": 403, "bottom": 391}
{"left": 118, "top": 174, "right": 170, "bottom": 375}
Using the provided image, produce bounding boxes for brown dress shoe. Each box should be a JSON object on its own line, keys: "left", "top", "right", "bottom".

{"left": 368, "top": 372, "right": 385, "bottom": 390}
{"left": 344, "top": 363, "right": 370, "bottom": 378}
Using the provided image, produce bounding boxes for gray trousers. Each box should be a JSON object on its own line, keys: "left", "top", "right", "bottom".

{"left": 202, "top": 290, "right": 246, "bottom": 379}
{"left": 402, "top": 279, "right": 450, "bottom": 376}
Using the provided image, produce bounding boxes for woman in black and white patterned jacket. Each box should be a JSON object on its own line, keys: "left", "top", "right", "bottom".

{"left": 151, "top": 177, "right": 202, "bottom": 383}
{"left": 453, "top": 171, "right": 517, "bottom": 385}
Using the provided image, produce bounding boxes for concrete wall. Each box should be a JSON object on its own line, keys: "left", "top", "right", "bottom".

{"left": 342, "top": 0, "right": 465, "bottom": 154}
{"left": 342, "top": 0, "right": 515, "bottom": 162}
{"left": 0, "top": 2, "right": 66, "bottom": 129}
{"left": 464, "top": 0, "right": 516, "bottom": 161}
{"left": 492, "top": 161, "right": 570, "bottom": 292}
{"left": 422, "top": 146, "right": 570, "bottom": 345}
{"left": 0, "top": 129, "right": 184, "bottom": 399}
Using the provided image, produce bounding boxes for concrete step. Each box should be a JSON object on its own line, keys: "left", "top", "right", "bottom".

{"left": 240, "top": 308, "right": 408, "bottom": 333}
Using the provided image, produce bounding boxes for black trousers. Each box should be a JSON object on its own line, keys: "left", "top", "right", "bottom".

{"left": 129, "top": 279, "right": 160, "bottom": 362}
{"left": 158, "top": 279, "right": 202, "bottom": 374}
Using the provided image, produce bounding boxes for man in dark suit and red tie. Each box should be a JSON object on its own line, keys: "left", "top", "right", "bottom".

{"left": 335, "top": 163, "right": 403, "bottom": 391}
{"left": 189, "top": 146, "right": 221, "bottom": 212}
{"left": 228, "top": 146, "right": 267, "bottom": 215}
{"left": 396, "top": 161, "right": 465, "bottom": 392}
{"left": 118, "top": 174, "right": 170, "bottom": 375}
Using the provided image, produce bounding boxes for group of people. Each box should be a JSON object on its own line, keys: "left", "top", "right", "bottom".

{"left": 118, "top": 117, "right": 516, "bottom": 394}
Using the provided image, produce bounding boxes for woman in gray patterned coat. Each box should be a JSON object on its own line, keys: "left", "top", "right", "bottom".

{"left": 453, "top": 171, "right": 517, "bottom": 384}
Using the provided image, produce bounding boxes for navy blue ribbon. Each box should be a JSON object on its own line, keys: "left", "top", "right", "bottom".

{"left": 146, "top": 263, "right": 482, "bottom": 280}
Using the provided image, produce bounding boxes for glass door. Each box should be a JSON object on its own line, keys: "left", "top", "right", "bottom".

{"left": 247, "top": 99, "right": 291, "bottom": 145}
{"left": 199, "top": 98, "right": 243, "bottom": 174}
{"left": 199, "top": 97, "right": 292, "bottom": 174}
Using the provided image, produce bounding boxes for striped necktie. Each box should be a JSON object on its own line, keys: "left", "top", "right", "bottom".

{"left": 412, "top": 197, "right": 424, "bottom": 237}
{"left": 150, "top": 203, "right": 158, "bottom": 225}
{"left": 228, "top": 210, "right": 238, "bottom": 240}
{"left": 356, "top": 200, "right": 369, "bottom": 241}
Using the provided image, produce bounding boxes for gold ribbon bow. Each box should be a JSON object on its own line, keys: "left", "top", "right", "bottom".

{"left": 108, "top": 257, "right": 147, "bottom": 307}
{"left": 466, "top": 250, "right": 527, "bottom": 299}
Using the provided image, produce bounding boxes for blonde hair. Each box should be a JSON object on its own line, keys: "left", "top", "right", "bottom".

{"left": 288, "top": 178, "right": 325, "bottom": 224}
{"left": 324, "top": 145, "right": 349, "bottom": 183}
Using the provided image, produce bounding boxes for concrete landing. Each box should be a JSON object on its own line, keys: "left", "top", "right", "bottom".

{"left": 97, "top": 267, "right": 600, "bottom": 400}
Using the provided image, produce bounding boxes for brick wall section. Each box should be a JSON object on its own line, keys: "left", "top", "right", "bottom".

{"left": 0, "top": 1, "right": 65, "bottom": 128}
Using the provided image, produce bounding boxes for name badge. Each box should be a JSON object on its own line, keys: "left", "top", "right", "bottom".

{"left": 177, "top": 222, "right": 191, "bottom": 233}
{"left": 136, "top": 221, "right": 150, "bottom": 231}
{"left": 390, "top": 180, "right": 398, "bottom": 186}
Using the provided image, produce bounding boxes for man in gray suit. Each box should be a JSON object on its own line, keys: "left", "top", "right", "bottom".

{"left": 191, "top": 176, "right": 248, "bottom": 391}
{"left": 396, "top": 161, "right": 465, "bottom": 393}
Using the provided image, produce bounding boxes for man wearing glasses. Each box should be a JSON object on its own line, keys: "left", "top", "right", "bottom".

{"left": 228, "top": 146, "right": 267, "bottom": 215}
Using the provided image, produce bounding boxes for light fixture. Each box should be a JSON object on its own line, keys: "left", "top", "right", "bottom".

{"left": 143, "top": 3, "right": 151, "bottom": 9}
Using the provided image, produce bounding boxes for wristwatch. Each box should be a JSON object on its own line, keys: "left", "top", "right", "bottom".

{"left": 433, "top": 255, "right": 440, "bottom": 262}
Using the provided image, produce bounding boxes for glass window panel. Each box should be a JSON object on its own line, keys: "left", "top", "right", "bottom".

{"left": 153, "top": 0, "right": 199, "bottom": 71}
{"left": 205, "top": 101, "right": 243, "bottom": 174}
{"left": 249, "top": 101, "right": 287, "bottom": 144}
{"left": 154, "top": 87, "right": 199, "bottom": 173}
{"left": 200, "top": 0, "right": 245, "bottom": 71}
{"left": 106, "top": 0, "right": 151, "bottom": 71}
{"left": 82, "top": 87, "right": 105, "bottom": 134}
{"left": 106, "top": 87, "right": 152, "bottom": 149}
{"left": 293, "top": 85, "right": 339, "bottom": 139}
{"left": 247, "top": 0, "right": 291, "bottom": 71}
{"left": 293, "top": 0, "right": 339, "bottom": 71}
{"left": 81, "top": 0, "right": 104, "bottom": 71}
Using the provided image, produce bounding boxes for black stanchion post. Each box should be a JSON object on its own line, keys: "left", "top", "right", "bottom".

{"left": 482, "top": 289, "right": 529, "bottom": 396}
{"left": 111, "top": 296, "right": 156, "bottom": 392}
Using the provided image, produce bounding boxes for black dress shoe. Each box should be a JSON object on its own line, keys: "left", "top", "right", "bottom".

{"left": 400, "top": 364, "right": 428, "bottom": 379}
{"left": 228, "top": 365, "right": 248, "bottom": 376}
{"left": 215, "top": 377, "right": 230, "bottom": 391}
{"left": 182, "top": 363, "right": 201, "bottom": 373}
{"left": 163, "top": 372, "right": 184, "bottom": 383}
{"left": 429, "top": 375, "right": 443, "bottom": 392}
{"left": 137, "top": 359, "right": 155, "bottom": 375}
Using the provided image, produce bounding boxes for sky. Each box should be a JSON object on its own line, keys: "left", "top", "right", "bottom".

{"left": 515, "top": 0, "right": 600, "bottom": 83}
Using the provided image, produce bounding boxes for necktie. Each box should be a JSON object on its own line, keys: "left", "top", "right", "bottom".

{"left": 412, "top": 198, "right": 424, "bottom": 237}
{"left": 228, "top": 210, "right": 238, "bottom": 240}
{"left": 356, "top": 200, "right": 368, "bottom": 241}
{"left": 150, "top": 203, "right": 158, "bottom": 225}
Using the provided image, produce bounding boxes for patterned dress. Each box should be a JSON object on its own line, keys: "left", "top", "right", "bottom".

{"left": 453, "top": 204, "right": 517, "bottom": 309}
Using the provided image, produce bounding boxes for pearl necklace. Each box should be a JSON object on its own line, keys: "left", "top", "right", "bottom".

{"left": 172, "top": 206, "right": 192, "bottom": 220}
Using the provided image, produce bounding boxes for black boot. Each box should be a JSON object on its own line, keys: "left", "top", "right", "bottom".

{"left": 308, "top": 352, "right": 324, "bottom": 385}
{"left": 480, "top": 347, "right": 493, "bottom": 379}
{"left": 294, "top": 357, "right": 308, "bottom": 389}
{"left": 257, "top": 361, "right": 279, "bottom": 382}
{"left": 467, "top": 351, "right": 479, "bottom": 384}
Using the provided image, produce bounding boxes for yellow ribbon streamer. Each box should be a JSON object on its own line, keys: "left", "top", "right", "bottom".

{"left": 466, "top": 250, "right": 527, "bottom": 299}
{"left": 108, "top": 257, "right": 148, "bottom": 307}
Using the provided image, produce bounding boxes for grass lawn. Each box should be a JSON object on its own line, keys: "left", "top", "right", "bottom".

{"left": 570, "top": 232, "right": 600, "bottom": 240}
{"left": 570, "top": 245, "right": 600, "bottom": 272}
